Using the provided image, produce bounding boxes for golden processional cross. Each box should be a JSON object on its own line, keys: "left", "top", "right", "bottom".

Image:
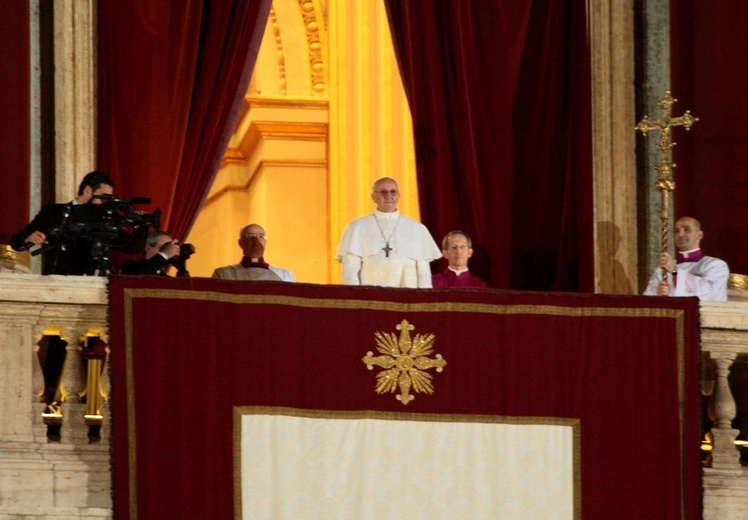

{"left": 634, "top": 90, "right": 698, "bottom": 278}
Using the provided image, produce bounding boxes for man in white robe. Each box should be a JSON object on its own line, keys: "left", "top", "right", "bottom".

{"left": 212, "top": 223, "right": 296, "bottom": 282}
{"left": 336, "top": 177, "right": 441, "bottom": 287}
{"left": 644, "top": 216, "right": 729, "bottom": 302}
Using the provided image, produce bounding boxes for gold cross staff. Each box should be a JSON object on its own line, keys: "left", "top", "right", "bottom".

{"left": 635, "top": 90, "right": 699, "bottom": 279}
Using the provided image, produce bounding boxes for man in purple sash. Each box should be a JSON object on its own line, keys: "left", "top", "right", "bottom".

{"left": 432, "top": 230, "right": 487, "bottom": 289}
{"left": 644, "top": 216, "right": 729, "bottom": 302}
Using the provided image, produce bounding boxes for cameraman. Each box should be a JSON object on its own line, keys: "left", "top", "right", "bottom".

{"left": 120, "top": 231, "right": 189, "bottom": 277}
{"left": 10, "top": 171, "right": 115, "bottom": 275}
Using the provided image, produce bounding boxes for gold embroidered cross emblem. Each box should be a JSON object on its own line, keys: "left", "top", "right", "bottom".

{"left": 362, "top": 319, "right": 447, "bottom": 405}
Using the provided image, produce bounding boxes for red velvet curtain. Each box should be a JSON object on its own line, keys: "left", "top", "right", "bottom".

{"left": 97, "top": 0, "right": 271, "bottom": 243}
{"left": 0, "top": 2, "right": 30, "bottom": 243}
{"left": 671, "top": 1, "right": 748, "bottom": 275}
{"left": 384, "top": 0, "right": 593, "bottom": 291}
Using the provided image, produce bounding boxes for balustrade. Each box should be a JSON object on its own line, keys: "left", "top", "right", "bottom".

{"left": 0, "top": 273, "right": 111, "bottom": 518}
{"left": 699, "top": 300, "right": 748, "bottom": 519}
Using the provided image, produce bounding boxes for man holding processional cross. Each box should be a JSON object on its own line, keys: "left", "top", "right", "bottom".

{"left": 637, "top": 91, "right": 729, "bottom": 302}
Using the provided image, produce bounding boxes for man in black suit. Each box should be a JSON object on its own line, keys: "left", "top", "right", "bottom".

{"left": 120, "top": 230, "right": 187, "bottom": 276}
{"left": 11, "top": 171, "right": 115, "bottom": 275}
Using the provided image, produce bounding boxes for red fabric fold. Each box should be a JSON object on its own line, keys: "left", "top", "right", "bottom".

{"left": 384, "top": 0, "right": 593, "bottom": 291}
{"left": 671, "top": 0, "right": 748, "bottom": 275}
{"left": 0, "top": 2, "right": 30, "bottom": 242}
{"left": 97, "top": 0, "right": 271, "bottom": 247}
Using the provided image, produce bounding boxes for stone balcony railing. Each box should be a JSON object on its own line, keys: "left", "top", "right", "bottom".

{"left": 0, "top": 273, "right": 746, "bottom": 519}
{"left": 0, "top": 274, "right": 110, "bottom": 519}
{"left": 700, "top": 300, "right": 748, "bottom": 519}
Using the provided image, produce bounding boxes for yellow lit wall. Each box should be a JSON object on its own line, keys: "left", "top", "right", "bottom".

{"left": 186, "top": 0, "right": 419, "bottom": 284}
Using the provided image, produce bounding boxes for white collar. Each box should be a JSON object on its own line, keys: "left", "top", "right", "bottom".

{"left": 374, "top": 209, "right": 400, "bottom": 221}
{"left": 680, "top": 248, "right": 701, "bottom": 259}
{"left": 448, "top": 267, "right": 470, "bottom": 276}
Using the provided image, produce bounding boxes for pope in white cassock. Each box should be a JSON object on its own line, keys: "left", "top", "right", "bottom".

{"left": 336, "top": 177, "right": 441, "bottom": 287}
{"left": 643, "top": 216, "right": 729, "bottom": 302}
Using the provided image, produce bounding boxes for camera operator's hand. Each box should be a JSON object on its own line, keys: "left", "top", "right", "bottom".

{"left": 159, "top": 240, "right": 181, "bottom": 259}
{"left": 24, "top": 230, "right": 48, "bottom": 246}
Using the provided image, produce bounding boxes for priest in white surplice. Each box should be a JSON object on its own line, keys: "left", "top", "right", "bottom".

{"left": 336, "top": 177, "right": 441, "bottom": 287}
{"left": 644, "top": 216, "right": 729, "bottom": 302}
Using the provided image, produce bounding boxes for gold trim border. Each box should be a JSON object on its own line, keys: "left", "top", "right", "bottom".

{"left": 124, "top": 291, "right": 138, "bottom": 518}
{"left": 233, "top": 406, "right": 582, "bottom": 520}
{"left": 122, "top": 287, "right": 688, "bottom": 519}
{"left": 124, "top": 288, "right": 683, "bottom": 318}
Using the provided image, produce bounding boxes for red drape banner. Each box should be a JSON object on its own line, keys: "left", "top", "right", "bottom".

{"left": 0, "top": 2, "right": 30, "bottom": 243}
{"left": 97, "top": 0, "right": 271, "bottom": 244}
{"left": 109, "top": 278, "right": 701, "bottom": 519}
{"left": 670, "top": 1, "right": 748, "bottom": 275}
{"left": 384, "top": 0, "right": 593, "bottom": 292}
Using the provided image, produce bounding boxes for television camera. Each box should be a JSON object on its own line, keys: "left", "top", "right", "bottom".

{"left": 68, "top": 194, "right": 161, "bottom": 236}
{"left": 32, "top": 195, "right": 161, "bottom": 276}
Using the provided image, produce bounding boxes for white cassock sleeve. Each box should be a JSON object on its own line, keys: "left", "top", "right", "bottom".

{"left": 341, "top": 254, "right": 362, "bottom": 285}
{"left": 416, "top": 260, "right": 433, "bottom": 288}
{"left": 643, "top": 256, "right": 729, "bottom": 302}
{"left": 673, "top": 257, "right": 729, "bottom": 302}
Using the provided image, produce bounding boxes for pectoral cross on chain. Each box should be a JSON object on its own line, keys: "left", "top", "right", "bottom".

{"left": 374, "top": 213, "right": 400, "bottom": 259}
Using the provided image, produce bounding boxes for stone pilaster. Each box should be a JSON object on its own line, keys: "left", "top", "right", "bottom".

{"left": 53, "top": 0, "right": 96, "bottom": 201}
{"left": 589, "top": 0, "right": 638, "bottom": 294}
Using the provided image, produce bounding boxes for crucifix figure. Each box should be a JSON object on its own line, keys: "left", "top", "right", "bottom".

{"left": 382, "top": 242, "right": 392, "bottom": 258}
{"left": 635, "top": 90, "right": 698, "bottom": 279}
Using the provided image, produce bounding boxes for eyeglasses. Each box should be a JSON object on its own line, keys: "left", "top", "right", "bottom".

{"left": 447, "top": 245, "right": 469, "bottom": 251}
{"left": 376, "top": 189, "right": 399, "bottom": 196}
{"left": 242, "top": 233, "right": 266, "bottom": 239}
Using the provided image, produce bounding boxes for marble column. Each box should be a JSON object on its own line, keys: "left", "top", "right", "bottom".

{"left": 634, "top": 0, "right": 673, "bottom": 291}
